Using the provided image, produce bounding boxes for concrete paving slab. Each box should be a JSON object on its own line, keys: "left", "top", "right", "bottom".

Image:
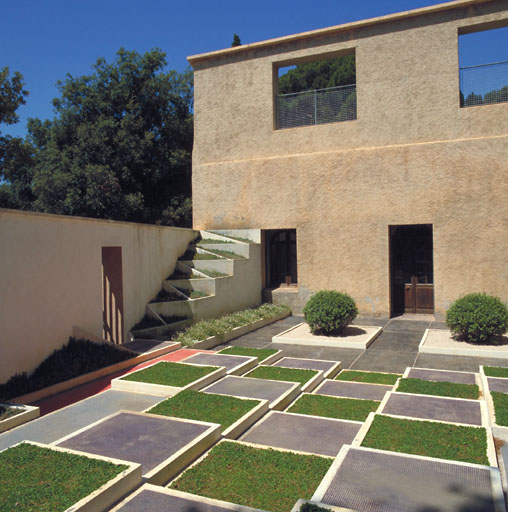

{"left": 488, "top": 378, "right": 508, "bottom": 394}
{"left": 202, "top": 375, "right": 299, "bottom": 410}
{"left": 350, "top": 349, "right": 417, "bottom": 374}
{"left": 407, "top": 367, "right": 477, "bottom": 385}
{"left": 55, "top": 411, "right": 219, "bottom": 483}
{"left": 367, "top": 331, "right": 423, "bottom": 351}
{"left": 0, "top": 389, "right": 162, "bottom": 451}
{"left": 272, "top": 357, "right": 341, "bottom": 379}
{"left": 313, "top": 446, "right": 502, "bottom": 512}
{"left": 270, "top": 344, "right": 362, "bottom": 366}
{"left": 240, "top": 411, "right": 361, "bottom": 457}
{"left": 315, "top": 380, "right": 391, "bottom": 401}
{"left": 382, "top": 393, "right": 483, "bottom": 425}
{"left": 383, "top": 319, "right": 431, "bottom": 333}
{"left": 414, "top": 353, "right": 508, "bottom": 372}
{"left": 181, "top": 353, "right": 257, "bottom": 375}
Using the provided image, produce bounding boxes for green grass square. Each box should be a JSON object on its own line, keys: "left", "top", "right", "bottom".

{"left": 170, "top": 441, "right": 332, "bottom": 512}
{"left": 335, "top": 370, "right": 400, "bottom": 385}
{"left": 218, "top": 346, "right": 278, "bottom": 362}
{"left": 396, "top": 378, "right": 479, "bottom": 399}
{"left": 147, "top": 389, "right": 260, "bottom": 430}
{"left": 361, "top": 415, "right": 489, "bottom": 465}
{"left": 492, "top": 391, "right": 508, "bottom": 426}
{"left": 121, "top": 361, "right": 218, "bottom": 387}
{"left": 0, "top": 443, "right": 127, "bottom": 512}
{"left": 288, "top": 394, "right": 379, "bottom": 422}
{"left": 484, "top": 366, "right": 508, "bottom": 378}
{"left": 245, "top": 366, "right": 318, "bottom": 385}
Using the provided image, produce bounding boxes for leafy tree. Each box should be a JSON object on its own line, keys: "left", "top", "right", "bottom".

{"left": 231, "top": 34, "right": 241, "bottom": 47}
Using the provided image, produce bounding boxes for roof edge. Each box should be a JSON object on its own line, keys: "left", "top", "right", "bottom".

{"left": 187, "top": 0, "right": 493, "bottom": 65}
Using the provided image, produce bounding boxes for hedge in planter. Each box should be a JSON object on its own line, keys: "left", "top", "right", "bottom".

{"left": 303, "top": 290, "right": 358, "bottom": 336}
{"left": 446, "top": 293, "right": 508, "bottom": 344}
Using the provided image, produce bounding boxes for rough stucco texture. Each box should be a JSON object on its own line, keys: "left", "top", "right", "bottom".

{"left": 190, "top": 0, "right": 508, "bottom": 319}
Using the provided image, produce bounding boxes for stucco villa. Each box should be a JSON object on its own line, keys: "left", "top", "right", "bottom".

{"left": 188, "top": 0, "right": 508, "bottom": 320}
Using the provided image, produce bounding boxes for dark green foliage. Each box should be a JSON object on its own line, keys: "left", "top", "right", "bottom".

{"left": 300, "top": 504, "right": 333, "bottom": 512}
{"left": 148, "top": 389, "right": 259, "bottom": 430}
{"left": 361, "top": 415, "right": 489, "bottom": 465}
{"left": 288, "top": 394, "right": 379, "bottom": 422}
{"left": 484, "top": 366, "right": 508, "bottom": 378}
{"left": 231, "top": 34, "right": 242, "bottom": 47}
{"left": 131, "top": 314, "right": 164, "bottom": 330}
{"left": 336, "top": 370, "right": 400, "bottom": 385}
{"left": 492, "top": 392, "right": 508, "bottom": 426}
{"left": 178, "top": 248, "right": 221, "bottom": 260}
{"left": 175, "top": 287, "right": 209, "bottom": 299}
{"left": 396, "top": 378, "right": 479, "bottom": 399}
{"left": 121, "top": 361, "right": 218, "bottom": 387}
{"left": 160, "top": 314, "right": 188, "bottom": 324}
{"left": 0, "top": 338, "right": 135, "bottom": 401}
{"left": 246, "top": 366, "right": 318, "bottom": 386}
{"left": 170, "top": 441, "right": 332, "bottom": 512}
{"left": 198, "top": 268, "right": 229, "bottom": 278}
{"left": 0, "top": 443, "right": 127, "bottom": 511}
{"left": 304, "top": 290, "right": 358, "bottom": 335}
{"left": 0, "top": 405, "right": 22, "bottom": 421}
{"left": 149, "top": 289, "right": 184, "bottom": 303}
{"left": 218, "top": 346, "right": 278, "bottom": 362}
{"left": 446, "top": 293, "right": 508, "bottom": 343}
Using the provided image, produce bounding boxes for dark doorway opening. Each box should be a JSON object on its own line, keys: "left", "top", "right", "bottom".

{"left": 264, "top": 229, "right": 297, "bottom": 288}
{"left": 390, "top": 224, "right": 434, "bottom": 316}
{"left": 102, "top": 246, "right": 124, "bottom": 344}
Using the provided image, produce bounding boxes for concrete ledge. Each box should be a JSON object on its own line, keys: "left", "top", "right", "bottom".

{"left": 7, "top": 440, "right": 142, "bottom": 512}
{"left": 222, "top": 399, "right": 270, "bottom": 440}
{"left": 12, "top": 342, "right": 181, "bottom": 405}
{"left": 0, "top": 404, "right": 40, "bottom": 433}
{"left": 419, "top": 329, "right": 508, "bottom": 359}
{"left": 110, "top": 361, "right": 226, "bottom": 396}
{"left": 273, "top": 323, "right": 381, "bottom": 349}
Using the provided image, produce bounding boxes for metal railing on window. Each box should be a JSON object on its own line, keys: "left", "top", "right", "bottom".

{"left": 276, "top": 84, "right": 357, "bottom": 129}
{"left": 460, "top": 60, "right": 508, "bottom": 107}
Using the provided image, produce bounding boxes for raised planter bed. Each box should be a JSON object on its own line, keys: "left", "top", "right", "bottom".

{"left": 169, "top": 440, "right": 333, "bottom": 512}
{"left": 272, "top": 323, "right": 382, "bottom": 349}
{"left": 244, "top": 366, "right": 324, "bottom": 393}
{"left": 0, "top": 441, "right": 141, "bottom": 512}
{"left": 335, "top": 370, "right": 400, "bottom": 386}
{"left": 181, "top": 352, "right": 258, "bottom": 376}
{"left": 394, "top": 377, "right": 480, "bottom": 399}
{"left": 272, "top": 357, "right": 342, "bottom": 379}
{"left": 218, "top": 346, "right": 283, "bottom": 365}
{"left": 145, "top": 389, "right": 269, "bottom": 439}
{"left": 479, "top": 366, "right": 508, "bottom": 436}
{"left": 110, "top": 361, "right": 225, "bottom": 396}
{"left": 0, "top": 403, "right": 40, "bottom": 433}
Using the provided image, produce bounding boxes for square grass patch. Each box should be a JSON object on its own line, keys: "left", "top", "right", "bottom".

{"left": 361, "top": 415, "right": 489, "bottom": 465}
{"left": 170, "top": 441, "right": 332, "bottom": 512}
{"left": 219, "top": 346, "right": 278, "bottom": 363}
{"left": 121, "top": 362, "right": 218, "bottom": 387}
{"left": 245, "top": 366, "right": 318, "bottom": 386}
{"left": 288, "top": 394, "right": 379, "bottom": 422}
{"left": 484, "top": 366, "right": 508, "bottom": 378}
{"left": 397, "top": 378, "right": 479, "bottom": 399}
{"left": 336, "top": 370, "right": 400, "bottom": 385}
{"left": 147, "top": 389, "right": 260, "bottom": 431}
{"left": 492, "top": 392, "right": 508, "bottom": 426}
{"left": 0, "top": 443, "right": 127, "bottom": 512}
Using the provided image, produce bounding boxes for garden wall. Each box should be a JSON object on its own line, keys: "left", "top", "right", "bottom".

{"left": 0, "top": 209, "right": 197, "bottom": 383}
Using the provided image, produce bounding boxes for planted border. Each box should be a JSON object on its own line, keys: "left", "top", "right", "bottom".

{"left": 170, "top": 441, "right": 332, "bottom": 512}
{"left": 484, "top": 366, "right": 508, "bottom": 378}
{"left": 336, "top": 370, "right": 400, "bottom": 385}
{"left": 288, "top": 394, "right": 379, "bottom": 422}
{"left": 396, "top": 378, "right": 479, "bottom": 399}
{"left": 491, "top": 392, "right": 508, "bottom": 426}
{"left": 246, "top": 366, "right": 318, "bottom": 386}
{"left": 361, "top": 415, "right": 489, "bottom": 465}
{"left": 218, "top": 346, "right": 279, "bottom": 363}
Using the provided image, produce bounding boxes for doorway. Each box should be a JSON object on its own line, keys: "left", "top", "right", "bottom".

{"left": 264, "top": 229, "right": 297, "bottom": 287}
{"left": 390, "top": 225, "right": 434, "bottom": 316}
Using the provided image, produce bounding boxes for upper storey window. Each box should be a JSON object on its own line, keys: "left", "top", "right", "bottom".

{"left": 459, "top": 25, "right": 508, "bottom": 107}
{"left": 275, "top": 53, "right": 356, "bottom": 129}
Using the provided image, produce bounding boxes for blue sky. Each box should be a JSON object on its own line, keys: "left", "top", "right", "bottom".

{"left": 2, "top": 0, "right": 507, "bottom": 137}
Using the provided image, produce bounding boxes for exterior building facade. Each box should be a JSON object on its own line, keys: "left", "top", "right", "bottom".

{"left": 189, "top": 0, "right": 508, "bottom": 319}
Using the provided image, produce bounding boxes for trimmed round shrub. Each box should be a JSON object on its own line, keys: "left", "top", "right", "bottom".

{"left": 303, "top": 290, "right": 358, "bottom": 336}
{"left": 446, "top": 293, "right": 508, "bottom": 344}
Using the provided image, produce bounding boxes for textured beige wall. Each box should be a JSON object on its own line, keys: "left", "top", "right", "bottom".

{"left": 0, "top": 209, "right": 196, "bottom": 383}
{"left": 190, "top": 0, "right": 508, "bottom": 318}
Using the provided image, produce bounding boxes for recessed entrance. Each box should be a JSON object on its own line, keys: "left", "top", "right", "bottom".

{"left": 264, "top": 229, "right": 297, "bottom": 287}
{"left": 390, "top": 224, "right": 434, "bottom": 316}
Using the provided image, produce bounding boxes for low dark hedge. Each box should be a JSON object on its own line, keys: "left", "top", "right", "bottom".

{"left": 446, "top": 293, "right": 508, "bottom": 344}
{"left": 0, "top": 338, "right": 136, "bottom": 401}
{"left": 303, "top": 290, "right": 358, "bottom": 336}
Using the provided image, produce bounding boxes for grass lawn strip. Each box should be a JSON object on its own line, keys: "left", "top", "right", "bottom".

{"left": 484, "top": 366, "right": 508, "bottom": 378}
{"left": 121, "top": 362, "right": 219, "bottom": 387}
{"left": 218, "top": 346, "right": 278, "bottom": 363}
{"left": 288, "top": 394, "right": 378, "bottom": 422}
{"left": 361, "top": 415, "right": 489, "bottom": 465}
{"left": 336, "top": 370, "right": 400, "bottom": 385}
{"left": 147, "top": 390, "right": 260, "bottom": 430}
{"left": 246, "top": 366, "right": 318, "bottom": 386}
{"left": 491, "top": 392, "right": 508, "bottom": 426}
{"left": 396, "top": 378, "right": 479, "bottom": 399}
{"left": 0, "top": 443, "right": 127, "bottom": 512}
{"left": 170, "top": 441, "right": 332, "bottom": 512}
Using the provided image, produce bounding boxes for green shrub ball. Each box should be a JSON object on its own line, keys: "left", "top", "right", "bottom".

{"left": 303, "top": 290, "right": 358, "bottom": 336}
{"left": 446, "top": 293, "right": 508, "bottom": 344}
